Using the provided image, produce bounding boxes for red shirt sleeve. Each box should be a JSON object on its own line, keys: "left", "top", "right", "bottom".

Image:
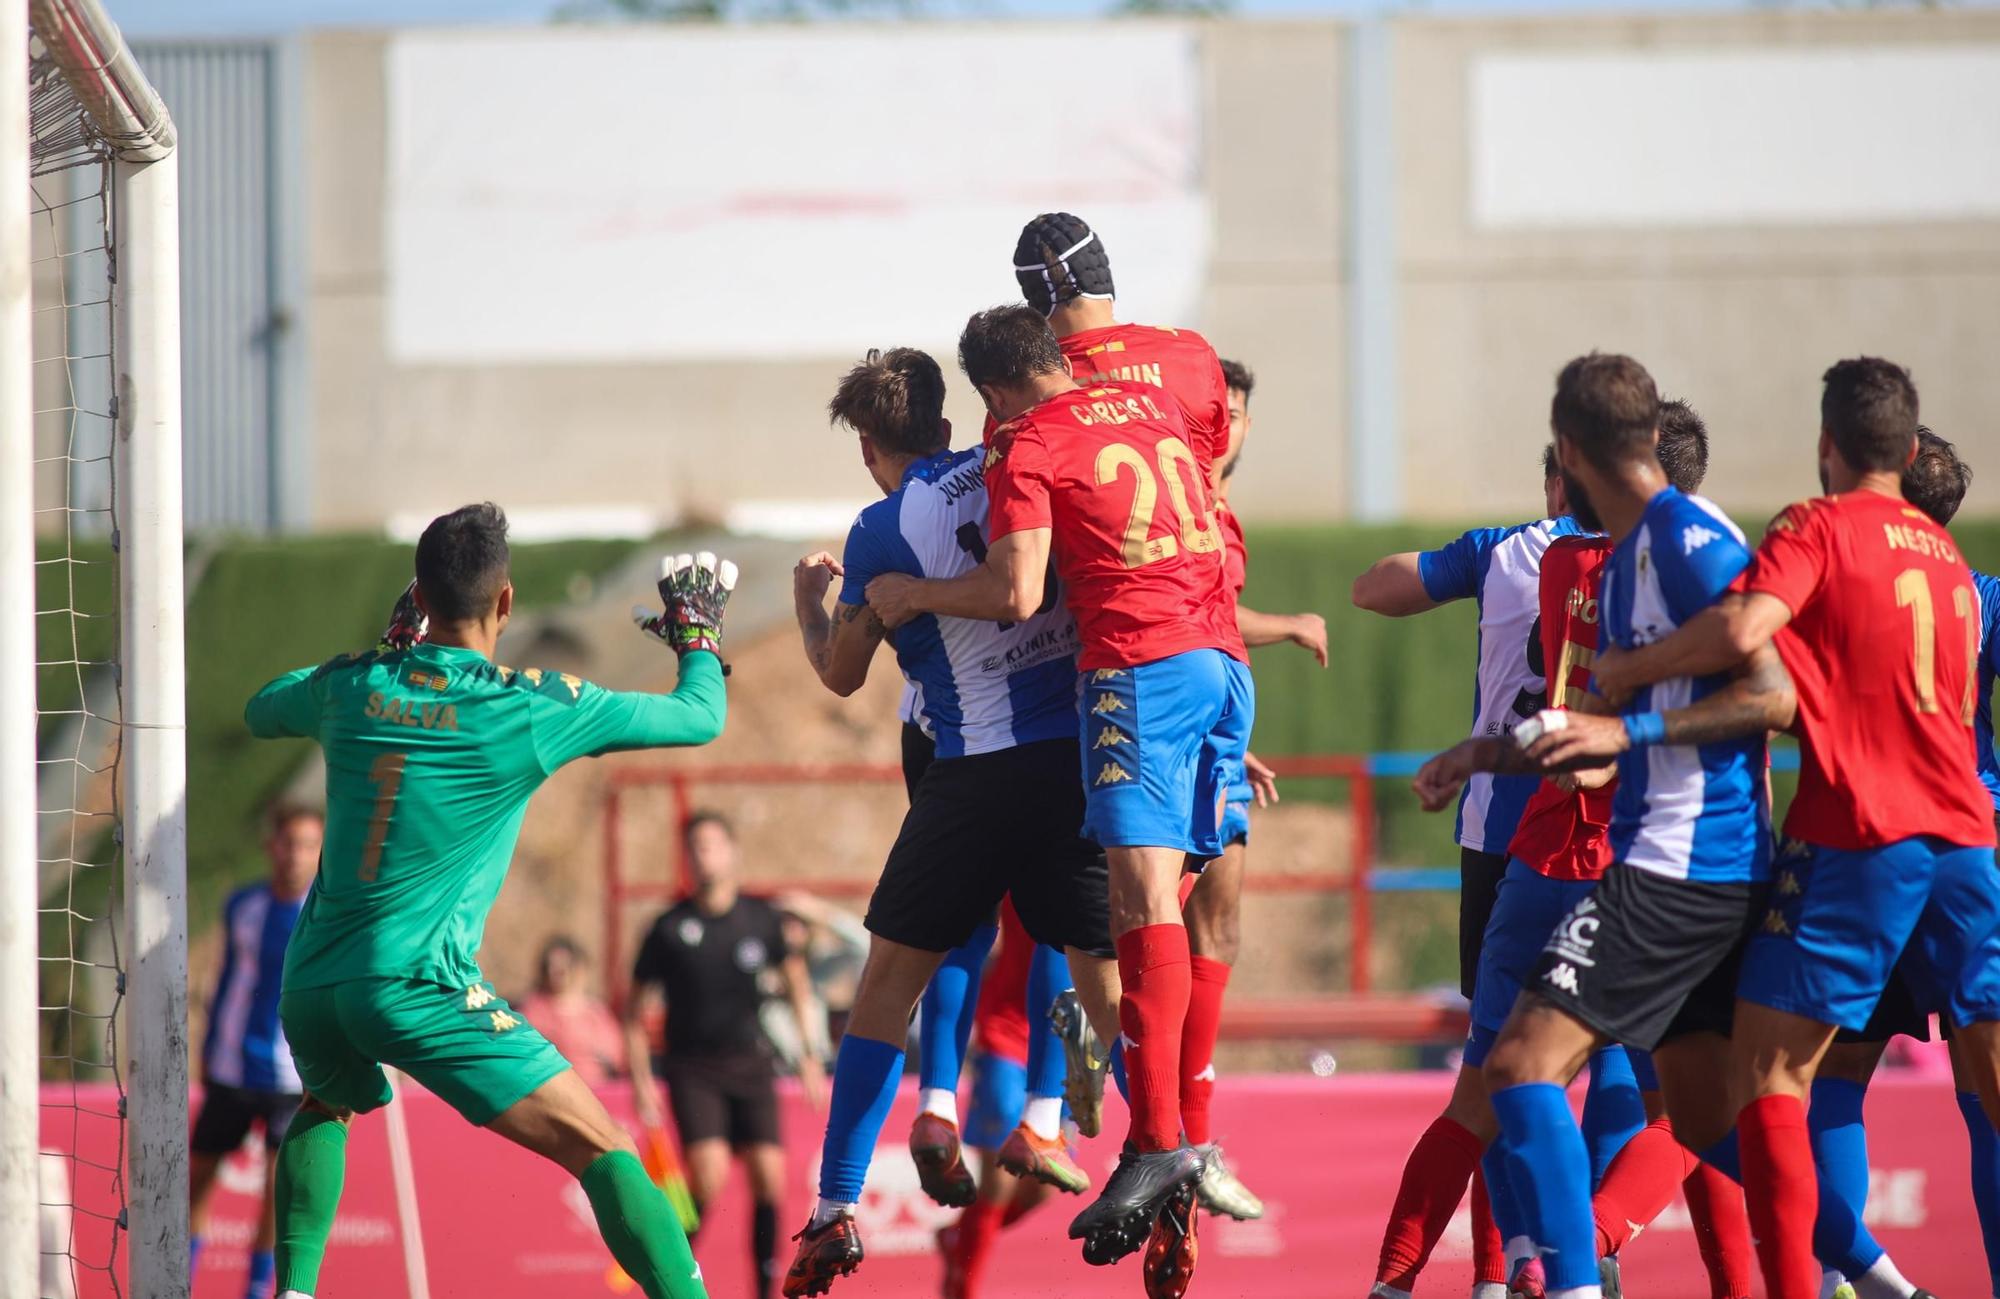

{"left": 985, "top": 419, "right": 1053, "bottom": 541}
{"left": 1201, "top": 354, "right": 1231, "bottom": 471}
{"left": 1745, "top": 500, "right": 1830, "bottom": 618}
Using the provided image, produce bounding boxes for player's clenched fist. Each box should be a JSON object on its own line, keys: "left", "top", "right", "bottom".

{"left": 635, "top": 550, "right": 737, "bottom": 657}
{"left": 794, "top": 551, "right": 844, "bottom": 605}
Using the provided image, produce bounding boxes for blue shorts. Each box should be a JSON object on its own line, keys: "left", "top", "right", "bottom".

{"left": 1740, "top": 836, "right": 2000, "bottom": 1031}
{"left": 1469, "top": 858, "right": 1601, "bottom": 1037}
{"left": 1080, "top": 650, "right": 1252, "bottom": 858}
{"left": 962, "top": 1050, "right": 1027, "bottom": 1151}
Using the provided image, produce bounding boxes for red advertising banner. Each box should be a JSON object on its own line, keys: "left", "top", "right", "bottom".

{"left": 38, "top": 1072, "right": 1992, "bottom": 1298}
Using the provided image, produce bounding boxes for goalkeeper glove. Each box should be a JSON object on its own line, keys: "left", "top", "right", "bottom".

{"left": 379, "top": 580, "right": 429, "bottom": 652}
{"left": 634, "top": 551, "right": 737, "bottom": 658}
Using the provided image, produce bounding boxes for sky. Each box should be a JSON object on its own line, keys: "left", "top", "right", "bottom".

{"left": 114, "top": 0, "right": 1779, "bottom": 40}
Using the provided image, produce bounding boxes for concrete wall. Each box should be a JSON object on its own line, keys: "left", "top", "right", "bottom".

{"left": 297, "top": 13, "right": 2000, "bottom": 533}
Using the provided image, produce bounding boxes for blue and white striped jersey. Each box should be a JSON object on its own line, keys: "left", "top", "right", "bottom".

{"left": 839, "top": 447, "right": 1080, "bottom": 759}
{"left": 1419, "top": 515, "right": 1586, "bottom": 853}
{"left": 203, "top": 882, "right": 305, "bottom": 1093}
{"left": 1599, "top": 488, "right": 1769, "bottom": 883}
{"left": 1973, "top": 571, "right": 2000, "bottom": 810}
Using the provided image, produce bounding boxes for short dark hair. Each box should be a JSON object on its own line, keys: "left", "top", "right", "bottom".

{"left": 683, "top": 809, "right": 734, "bottom": 843}
{"left": 958, "top": 305, "right": 1067, "bottom": 392}
{"left": 1656, "top": 398, "right": 1709, "bottom": 494}
{"left": 264, "top": 801, "right": 323, "bottom": 838}
{"left": 1822, "top": 357, "right": 1918, "bottom": 473}
{"left": 828, "top": 348, "right": 948, "bottom": 456}
{"left": 1541, "top": 443, "right": 1557, "bottom": 481}
{"left": 1221, "top": 359, "right": 1255, "bottom": 400}
{"left": 414, "top": 502, "right": 510, "bottom": 623}
{"left": 1550, "top": 353, "right": 1661, "bottom": 472}
{"left": 1902, "top": 425, "right": 1971, "bottom": 526}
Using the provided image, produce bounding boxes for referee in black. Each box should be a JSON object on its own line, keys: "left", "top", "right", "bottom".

{"left": 627, "top": 811, "right": 827, "bottom": 1299}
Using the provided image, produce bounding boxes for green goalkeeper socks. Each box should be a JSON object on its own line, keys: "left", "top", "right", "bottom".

{"left": 582, "top": 1149, "right": 709, "bottom": 1299}
{"left": 274, "top": 1108, "right": 349, "bottom": 1297}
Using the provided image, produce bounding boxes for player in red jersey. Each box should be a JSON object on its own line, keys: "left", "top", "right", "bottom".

{"left": 1555, "top": 358, "right": 2000, "bottom": 1299}
{"left": 869, "top": 305, "right": 1248, "bottom": 1288}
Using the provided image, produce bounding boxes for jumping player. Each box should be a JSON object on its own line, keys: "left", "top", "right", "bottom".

{"left": 783, "top": 347, "right": 1117, "bottom": 1296}
{"left": 1183, "top": 358, "right": 1326, "bottom": 1223}
{"left": 868, "top": 305, "right": 1249, "bottom": 1290}
{"left": 1418, "top": 354, "right": 1796, "bottom": 1299}
{"left": 1582, "top": 359, "right": 2000, "bottom": 1299}
{"left": 245, "top": 504, "right": 730, "bottom": 1299}
{"left": 1354, "top": 448, "right": 1597, "bottom": 1297}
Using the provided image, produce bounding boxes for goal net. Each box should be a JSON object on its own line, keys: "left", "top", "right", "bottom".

{"left": 3, "top": 4, "right": 183, "bottom": 1298}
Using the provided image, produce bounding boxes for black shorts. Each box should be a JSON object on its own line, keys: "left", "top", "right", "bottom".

{"left": 664, "top": 1052, "right": 781, "bottom": 1150}
{"left": 191, "top": 1083, "right": 303, "bottom": 1155}
{"left": 901, "top": 722, "right": 934, "bottom": 803}
{"left": 1460, "top": 848, "right": 1509, "bottom": 1000}
{"left": 866, "top": 737, "right": 1114, "bottom": 959}
{"left": 1529, "top": 861, "right": 1766, "bottom": 1051}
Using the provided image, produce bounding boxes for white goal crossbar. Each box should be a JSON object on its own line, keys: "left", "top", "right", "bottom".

{"left": 2, "top": 2, "right": 183, "bottom": 1296}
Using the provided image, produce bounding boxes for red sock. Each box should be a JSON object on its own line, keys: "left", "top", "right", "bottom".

{"left": 1178, "top": 955, "right": 1231, "bottom": 1146}
{"left": 1471, "top": 1167, "right": 1506, "bottom": 1287}
{"left": 955, "top": 1196, "right": 1007, "bottom": 1298}
{"left": 1684, "top": 1160, "right": 1754, "bottom": 1299}
{"left": 1739, "top": 1094, "right": 1819, "bottom": 1299}
{"left": 1374, "top": 1115, "right": 1483, "bottom": 1289}
{"left": 1592, "top": 1116, "right": 1697, "bottom": 1257}
{"left": 1000, "top": 1176, "right": 1048, "bottom": 1228}
{"left": 1116, "top": 924, "right": 1193, "bottom": 1152}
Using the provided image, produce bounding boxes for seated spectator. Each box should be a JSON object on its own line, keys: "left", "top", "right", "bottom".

{"left": 519, "top": 935, "right": 626, "bottom": 1088}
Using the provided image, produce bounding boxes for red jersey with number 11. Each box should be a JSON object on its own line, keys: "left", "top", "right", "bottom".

{"left": 1507, "top": 535, "right": 1616, "bottom": 882}
{"left": 986, "top": 384, "right": 1245, "bottom": 671}
{"left": 1747, "top": 490, "right": 1996, "bottom": 851}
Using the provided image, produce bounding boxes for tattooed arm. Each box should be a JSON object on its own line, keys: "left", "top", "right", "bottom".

{"left": 1525, "top": 641, "right": 1797, "bottom": 767}
{"left": 795, "top": 550, "right": 890, "bottom": 698}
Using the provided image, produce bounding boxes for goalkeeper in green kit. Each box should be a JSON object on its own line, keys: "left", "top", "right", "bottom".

{"left": 245, "top": 503, "right": 731, "bottom": 1299}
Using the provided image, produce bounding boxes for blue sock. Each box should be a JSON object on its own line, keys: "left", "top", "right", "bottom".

{"left": 1581, "top": 1046, "right": 1646, "bottom": 1190}
{"left": 189, "top": 1234, "right": 204, "bottom": 1277}
{"left": 918, "top": 925, "right": 996, "bottom": 1094}
{"left": 1491, "top": 1082, "right": 1599, "bottom": 1291}
{"left": 1700, "top": 1130, "right": 1743, "bottom": 1183}
{"left": 1026, "top": 944, "right": 1070, "bottom": 1100}
{"left": 1957, "top": 1090, "right": 2000, "bottom": 1297}
{"left": 1109, "top": 1036, "right": 1130, "bottom": 1102}
{"left": 1482, "top": 1137, "right": 1530, "bottom": 1246}
{"left": 244, "top": 1248, "right": 275, "bottom": 1299}
{"left": 1810, "top": 1076, "right": 1886, "bottom": 1276}
{"left": 818, "top": 1035, "right": 906, "bottom": 1202}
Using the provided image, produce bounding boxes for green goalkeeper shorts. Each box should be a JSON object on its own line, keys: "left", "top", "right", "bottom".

{"left": 278, "top": 978, "right": 570, "bottom": 1126}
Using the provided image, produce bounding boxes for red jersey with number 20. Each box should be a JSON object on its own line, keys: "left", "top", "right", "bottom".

{"left": 1507, "top": 535, "right": 1616, "bottom": 882}
{"left": 1747, "top": 490, "right": 1996, "bottom": 851}
{"left": 986, "top": 383, "right": 1245, "bottom": 671}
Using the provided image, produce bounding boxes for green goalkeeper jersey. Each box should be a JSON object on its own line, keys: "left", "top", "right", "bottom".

{"left": 245, "top": 643, "right": 726, "bottom": 993}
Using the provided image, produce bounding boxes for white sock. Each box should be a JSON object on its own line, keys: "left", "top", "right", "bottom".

{"left": 810, "top": 1197, "right": 854, "bottom": 1229}
{"left": 1472, "top": 1284, "right": 1509, "bottom": 1299}
{"left": 277, "top": 1292, "right": 313, "bottom": 1299}
{"left": 1504, "top": 1236, "right": 1537, "bottom": 1271}
{"left": 1023, "top": 1096, "right": 1064, "bottom": 1141}
{"left": 1853, "top": 1256, "right": 1918, "bottom": 1299}
{"left": 918, "top": 1088, "right": 957, "bottom": 1124}
{"left": 1369, "top": 1286, "right": 1413, "bottom": 1299}
{"left": 1821, "top": 1269, "right": 1851, "bottom": 1299}
{"left": 1547, "top": 1287, "right": 1602, "bottom": 1299}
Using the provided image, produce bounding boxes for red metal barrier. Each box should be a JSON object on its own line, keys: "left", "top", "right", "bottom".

{"left": 602, "top": 755, "right": 1378, "bottom": 1009}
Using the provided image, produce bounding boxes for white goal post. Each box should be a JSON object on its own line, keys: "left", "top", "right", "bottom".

{"left": 2, "top": 2, "right": 184, "bottom": 1297}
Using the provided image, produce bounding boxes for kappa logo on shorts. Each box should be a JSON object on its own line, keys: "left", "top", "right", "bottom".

{"left": 1542, "top": 896, "right": 1602, "bottom": 969}
{"left": 1093, "top": 726, "right": 1131, "bottom": 749}
{"left": 1545, "top": 963, "right": 1581, "bottom": 995}
{"left": 1094, "top": 765, "right": 1132, "bottom": 787}
{"left": 1092, "top": 668, "right": 1129, "bottom": 681}
{"left": 1762, "top": 910, "right": 1794, "bottom": 937}
{"left": 490, "top": 1010, "right": 520, "bottom": 1032}
{"left": 1776, "top": 869, "right": 1803, "bottom": 897}
{"left": 465, "top": 985, "right": 495, "bottom": 1010}
{"left": 1091, "top": 692, "right": 1127, "bottom": 716}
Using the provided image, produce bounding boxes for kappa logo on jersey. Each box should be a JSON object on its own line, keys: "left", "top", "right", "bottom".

{"left": 490, "top": 1009, "right": 520, "bottom": 1032}
{"left": 1091, "top": 692, "right": 1126, "bottom": 716}
{"left": 1094, "top": 726, "right": 1131, "bottom": 749}
{"left": 1542, "top": 896, "right": 1602, "bottom": 968}
{"left": 1545, "top": 963, "right": 1581, "bottom": 995}
{"left": 1094, "top": 765, "right": 1132, "bottom": 787}
{"left": 1683, "top": 524, "right": 1722, "bottom": 556}
{"left": 464, "top": 984, "right": 495, "bottom": 1011}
